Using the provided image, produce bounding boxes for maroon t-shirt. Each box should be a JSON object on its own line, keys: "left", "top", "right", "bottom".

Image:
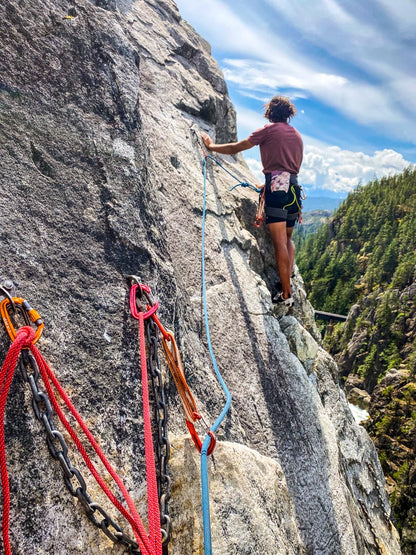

{"left": 248, "top": 122, "right": 303, "bottom": 174}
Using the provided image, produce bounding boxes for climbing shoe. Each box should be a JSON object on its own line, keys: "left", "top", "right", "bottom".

{"left": 274, "top": 281, "right": 283, "bottom": 293}
{"left": 272, "top": 292, "right": 294, "bottom": 307}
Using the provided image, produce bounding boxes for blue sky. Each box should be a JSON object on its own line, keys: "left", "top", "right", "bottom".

{"left": 174, "top": 0, "right": 416, "bottom": 195}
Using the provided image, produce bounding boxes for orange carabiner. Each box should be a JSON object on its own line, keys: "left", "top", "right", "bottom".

{"left": 0, "top": 297, "right": 44, "bottom": 344}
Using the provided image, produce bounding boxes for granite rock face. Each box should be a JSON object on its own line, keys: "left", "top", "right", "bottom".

{"left": 0, "top": 1, "right": 401, "bottom": 553}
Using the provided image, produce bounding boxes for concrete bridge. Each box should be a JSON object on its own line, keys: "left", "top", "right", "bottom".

{"left": 314, "top": 310, "right": 347, "bottom": 322}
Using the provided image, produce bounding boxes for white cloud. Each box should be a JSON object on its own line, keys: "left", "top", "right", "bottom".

{"left": 223, "top": 60, "right": 349, "bottom": 93}
{"left": 300, "top": 143, "right": 412, "bottom": 192}
{"left": 242, "top": 128, "right": 413, "bottom": 193}
{"left": 264, "top": 0, "right": 414, "bottom": 78}
{"left": 176, "top": 0, "right": 282, "bottom": 58}
{"left": 244, "top": 158, "right": 264, "bottom": 184}
{"left": 373, "top": 0, "right": 416, "bottom": 39}
{"left": 222, "top": 59, "right": 413, "bottom": 141}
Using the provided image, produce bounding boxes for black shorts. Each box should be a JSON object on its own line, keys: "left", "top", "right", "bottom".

{"left": 264, "top": 173, "right": 302, "bottom": 226}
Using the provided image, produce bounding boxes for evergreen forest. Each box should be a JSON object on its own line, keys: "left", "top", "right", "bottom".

{"left": 296, "top": 167, "right": 416, "bottom": 552}
{"left": 296, "top": 167, "right": 416, "bottom": 316}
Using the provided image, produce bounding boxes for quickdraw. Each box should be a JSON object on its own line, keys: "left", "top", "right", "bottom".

{"left": 160, "top": 329, "right": 216, "bottom": 455}
{"left": 191, "top": 128, "right": 261, "bottom": 195}
{"left": 255, "top": 187, "right": 265, "bottom": 227}
{"left": 0, "top": 290, "right": 163, "bottom": 555}
{"left": 128, "top": 278, "right": 216, "bottom": 457}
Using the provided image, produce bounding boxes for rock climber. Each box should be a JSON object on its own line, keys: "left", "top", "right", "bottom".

{"left": 202, "top": 95, "right": 303, "bottom": 307}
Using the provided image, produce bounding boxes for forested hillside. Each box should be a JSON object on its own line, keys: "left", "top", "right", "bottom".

{"left": 297, "top": 167, "right": 416, "bottom": 314}
{"left": 297, "top": 167, "right": 416, "bottom": 552}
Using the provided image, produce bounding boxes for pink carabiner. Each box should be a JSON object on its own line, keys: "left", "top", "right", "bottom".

{"left": 129, "top": 283, "right": 159, "bottom": 320}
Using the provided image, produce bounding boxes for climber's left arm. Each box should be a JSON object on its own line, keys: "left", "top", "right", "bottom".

{"left": 202, "top": 133, "right": 254, "bottom": 155}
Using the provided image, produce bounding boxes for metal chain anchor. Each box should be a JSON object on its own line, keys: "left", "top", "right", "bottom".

{"left": 18, "top": 349, "right": 141, "bottom": 554}
{"left": 145, "top": 315, "right": 172, "bottom": 548}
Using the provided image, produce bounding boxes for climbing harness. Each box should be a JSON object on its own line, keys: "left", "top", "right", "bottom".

{"left": 284, "top": 184, "right": 303, "bottom": 212}
{"left": 264, "top": 206, "right": 299, "bottom": 221}
{"left": 200, "top": 155, "right": 233, "bottom": 555}
{"left": 0, "top": 288, "right": 163, "bottom": 555}
{"left": 263, "top": 184, "right": 304, "bottom": 225}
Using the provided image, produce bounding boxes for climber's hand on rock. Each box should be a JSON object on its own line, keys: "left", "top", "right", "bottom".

{"left": 202, "top": 133, "right": 214, "bottom": 150}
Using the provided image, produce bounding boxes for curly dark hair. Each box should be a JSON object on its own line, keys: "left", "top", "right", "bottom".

{"left": 264, "top": 95, "right": 297, "bottom": 122}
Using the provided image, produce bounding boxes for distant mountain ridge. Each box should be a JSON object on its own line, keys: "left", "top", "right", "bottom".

{"left": 302, "top": 189, "right": 346, "bottom": 212}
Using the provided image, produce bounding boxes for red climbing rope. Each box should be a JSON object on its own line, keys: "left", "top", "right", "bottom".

{"left": 0, "top": 312, "right": 162, "bottom": 555}
{"left": 129, "top": 282, "right": 216, "bottom": 456}
{"left": 0, "top": 327, "right": 33, "bottom": 555}
{"left": 137, "top": 310, "right": 162, "bottom": 555}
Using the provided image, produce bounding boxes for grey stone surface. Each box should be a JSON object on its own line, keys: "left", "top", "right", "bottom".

{"left": 0, "top": 0, "right": 401, "bottom": 553}
{"left": 348, "top": 387, "right": 371, "bottom": 409}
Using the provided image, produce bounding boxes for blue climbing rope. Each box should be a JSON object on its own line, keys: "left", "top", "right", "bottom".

{"left": 200, "top": 156, "right": 233, "bottom": 555}
{"left": 205, "top": 153, "right": 262, "bottom": 193}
